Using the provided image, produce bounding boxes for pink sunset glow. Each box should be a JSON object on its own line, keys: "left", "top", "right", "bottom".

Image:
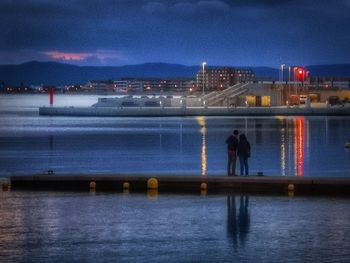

{"left": 44, "top": 51, "right": 91, "bottom": 61}
{"left": 43, "top": 50, "right": 126, "bottom": 63}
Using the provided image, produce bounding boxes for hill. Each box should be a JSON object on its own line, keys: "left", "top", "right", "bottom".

{"left": 0, "top": 61, "right": 349, "bottom": 86}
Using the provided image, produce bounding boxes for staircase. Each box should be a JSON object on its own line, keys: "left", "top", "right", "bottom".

{"left": 202, "top": 83, "right": 250, "bottom": 106}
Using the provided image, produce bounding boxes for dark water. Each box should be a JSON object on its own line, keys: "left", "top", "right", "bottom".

{"left": 1, "top": 96, "right": 350, "bottom": 263}
{"left": 0, "top": 95, "right": 350, "bottom": 177}
{"left": 1, "top": 191, "right": 350, "bottom": 263}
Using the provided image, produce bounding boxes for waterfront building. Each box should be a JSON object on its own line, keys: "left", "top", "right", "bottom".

{"left": 196, "top": 67, "right": 255, "bottom": 92}
{"left": 85, "top": 78, "right": 196, "bottom": 94}
{"left": 86, "top": 80, "right": 116, "bottom": 93}
{"left": 1, "top": 85, "right": 34, "bottom": 93}
{"left": 120, "top": 78, "right": 196, "bottom": 94}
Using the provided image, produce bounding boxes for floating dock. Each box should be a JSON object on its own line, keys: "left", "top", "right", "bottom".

{"left": 7, "top": 175, "right": 350, "bottom": 196}
{"left": 39, "top": 106, "right": 350, "bottom": 117}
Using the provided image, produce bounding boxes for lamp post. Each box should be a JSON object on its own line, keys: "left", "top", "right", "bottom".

{"left": 288, "top": 66, "right": 291, "bottom": 83}
{"left": 293, "top": 67, "right": 297, "bottom": 95}
{"left": 202, "top": 62, "right": 206, "bottom": 97}
{"left": 288, "top": 66, "right": 291, "bottom": 98}
{"left": 280, "top": 63, "right": 285, "bottom": 82}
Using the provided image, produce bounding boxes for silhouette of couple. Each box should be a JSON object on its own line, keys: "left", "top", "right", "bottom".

{"left": 226, "top": 130, "right": 251, "bottom": 176}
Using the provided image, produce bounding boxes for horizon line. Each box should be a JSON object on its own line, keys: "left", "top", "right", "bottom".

{"left": 1, "top": 60, "right": 350, "bottom": 69}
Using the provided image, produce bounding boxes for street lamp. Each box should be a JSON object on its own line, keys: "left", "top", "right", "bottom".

{"left": 288, "top": 66, "right": 291, "bottom": 98}
{"left": 202, "top": 62, "right": 206, "bottom": 97}
{"left": 280, "top": 63, "right": 285, "bottom": 82}
{"left": 293, "top": 67, "right": 298, "bottom": 95}
{"left": 288, "top": 66, "right": 291, "bottom": 83}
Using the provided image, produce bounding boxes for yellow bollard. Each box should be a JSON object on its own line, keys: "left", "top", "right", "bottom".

{"left": 123, "top": 182, "right": 130, "bottom": 194}
{"left": 200, "top": 183, "right": 207, "bottom": 195}
{"left": 123, "top": 182, "right": 130, "bottom": 190}
{"left": 147, "top": 178, "right": 158, "bottom": 190}
{"left": 2, "top": 181, "right": 10, "bottom": 191}
{"left": 89, "top": 181, "right": 96, "bottom": 190}
{"left": 287, "top": 184, "right": 295, "bottom": 192}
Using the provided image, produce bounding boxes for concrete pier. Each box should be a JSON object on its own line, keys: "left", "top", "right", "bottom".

{"left": 9, "top": 175, "right": 350, "bottom": 196}
{"left": 39, "top": 105, "right": 350, "bottom": 117}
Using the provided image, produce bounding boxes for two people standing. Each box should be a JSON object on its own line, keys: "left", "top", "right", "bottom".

{"left": 226, "top": 130, "right": 251, "bottom": 176}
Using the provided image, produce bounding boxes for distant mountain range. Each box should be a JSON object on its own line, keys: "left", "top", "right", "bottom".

{"left": 0, "top": 61, "right": 349, "bottom": 86}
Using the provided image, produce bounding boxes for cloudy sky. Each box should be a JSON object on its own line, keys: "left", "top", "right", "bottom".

{"left": 1, "top": 0, "right": 350, "bottom": 67}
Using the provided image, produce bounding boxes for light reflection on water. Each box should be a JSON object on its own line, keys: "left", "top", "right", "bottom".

{"left": 197, "top": 116, "right": 207, "bottom": 176}
{"left": 0, "top": 95, "right": 350, "bottom": 177}
{"left": 0, "top": 191, "right": 350, "bottom": 262}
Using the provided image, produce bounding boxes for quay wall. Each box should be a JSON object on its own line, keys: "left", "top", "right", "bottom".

{"left": 39, "top": 105, "right": 350, "bottom": 117}
{"left": 8, "top": 175, "right": 350, "bottom": 196}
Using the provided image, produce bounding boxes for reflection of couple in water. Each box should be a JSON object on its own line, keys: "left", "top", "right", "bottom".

{"left": 227, "top": 195, "right": 250, "bottom": 246}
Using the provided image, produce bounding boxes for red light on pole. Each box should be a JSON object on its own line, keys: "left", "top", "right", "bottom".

{"left": 295, "top": 67, "right": 305, "bottom": 81}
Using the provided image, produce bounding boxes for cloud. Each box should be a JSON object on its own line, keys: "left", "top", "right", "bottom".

{"left": 44, "top": 51, "right": 91, "bottom": 61}
{"left": 195, "top": 0, "right": 230, "bottom": 11}
{"left": 226, "top": 0, "right": 293, "bottom": 7}
{"left": 42, "top": 50, "right": 127, "bottom": 64}
{"left": 143, "top": 2, "right": 166, "bottom": 13}
{"left": 143, "top": 0, "right": 230, "bottom": 15}
{"left": 343, "top": 0, "right": 350, "bottom": 7}
{"left": 0, "top": 0, "right": 349, "bottom": 66}
{"left": 0, "top": 50, "right": 47, "bottom": 64}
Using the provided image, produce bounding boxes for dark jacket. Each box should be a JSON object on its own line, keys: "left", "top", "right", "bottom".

{"left": 237, "top": 139, "right": 251, "bottom": 158}
{"left": 226, "top": 135, "right": 238, "bottom": 151}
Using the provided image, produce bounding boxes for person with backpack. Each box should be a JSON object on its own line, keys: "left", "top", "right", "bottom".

{"left": 226, "top": 130, "right": 239, "bottom": 176}
{"left": 237, "top": 133, "right": 251, "bottom": 176}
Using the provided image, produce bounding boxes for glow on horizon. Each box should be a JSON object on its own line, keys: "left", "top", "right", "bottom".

{"left": 44, "top": 51, "right": 91, "bottom": 61}
{"left": 43, "top": 50, "right": 127, "bottom": 63}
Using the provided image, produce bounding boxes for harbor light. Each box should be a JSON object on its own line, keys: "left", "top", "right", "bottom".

{"left": 202, "top": 62, "right": 206, "bottom": 96}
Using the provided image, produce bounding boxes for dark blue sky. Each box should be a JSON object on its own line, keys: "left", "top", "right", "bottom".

{"left": 1, "top": 0, "right": 349, "bottom": 67}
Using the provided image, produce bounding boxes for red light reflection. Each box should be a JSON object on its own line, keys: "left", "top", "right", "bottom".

{"left": 295, "top": 117, "right": 305, "bottom": 176}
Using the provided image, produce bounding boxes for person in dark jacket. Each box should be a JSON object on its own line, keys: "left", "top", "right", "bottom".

{"left": 237, "top": 133, "right": 251, "bottom": 176}
{"left": 226, "top": 130, "right": 239, "bottom": 176}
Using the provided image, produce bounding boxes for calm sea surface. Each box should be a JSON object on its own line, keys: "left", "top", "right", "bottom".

{"left": 1, "top": 95, "right": 350, "bottom": 262}
{"left": 1, "top": 191, "right": 350, "bottom": 263}
{"left": 0, "top": 94, "right": 350, "bottom": 177}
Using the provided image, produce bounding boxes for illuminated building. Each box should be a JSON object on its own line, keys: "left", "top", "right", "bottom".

{"left": 196, "top": 67, "right": 255, "bottom": 92}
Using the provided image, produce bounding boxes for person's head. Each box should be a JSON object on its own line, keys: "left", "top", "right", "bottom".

{"left": 233, "top": 130, "right": 239, "bottom": 136}
{"left": 239, "top": 133, "right": 247, "bottom": 141}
